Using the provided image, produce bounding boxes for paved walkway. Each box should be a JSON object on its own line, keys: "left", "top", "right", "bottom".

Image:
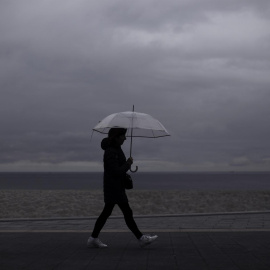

{"left": 1, "top": 212, "right": 270, "bottom": 269}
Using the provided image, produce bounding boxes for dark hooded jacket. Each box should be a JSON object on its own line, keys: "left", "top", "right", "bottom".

{"left": 101, "top": 137, "right": 131, "bottom": 203}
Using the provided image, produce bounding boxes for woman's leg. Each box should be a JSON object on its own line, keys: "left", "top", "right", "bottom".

{"left": 91, "top": 203, "right": 115, "bottom": 238}
{"left": 118, "top": 203, "right": 143, "bottom": 239}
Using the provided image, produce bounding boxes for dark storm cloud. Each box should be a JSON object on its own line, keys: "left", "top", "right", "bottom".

{"left": 1, "top": 0, "right": 270, "bottom": 171}
{"left": 0, "top": 132, "right": 99, "bottom": 163}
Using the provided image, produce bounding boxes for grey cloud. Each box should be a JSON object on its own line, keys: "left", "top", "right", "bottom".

{"left": 0, "top": 132, "right": 99, "bottom": 163}
{"left": 103, "top": 0, "right": 270, "bottom": 29}
{"left": 1, "top": 0, "right": 270, "bottom": 171}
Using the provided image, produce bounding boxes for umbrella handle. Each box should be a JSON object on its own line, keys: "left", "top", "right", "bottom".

{"left": 130, "top": 165, "right": 138, "bottom": 173}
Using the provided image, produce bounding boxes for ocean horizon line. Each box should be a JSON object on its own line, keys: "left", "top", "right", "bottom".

{"left": 1, "top": 171, "right": 270, "bottom": 174}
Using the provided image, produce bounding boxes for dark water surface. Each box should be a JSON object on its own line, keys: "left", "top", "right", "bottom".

{"left": 0, "top": 172, "right": 270, "bottom": 190}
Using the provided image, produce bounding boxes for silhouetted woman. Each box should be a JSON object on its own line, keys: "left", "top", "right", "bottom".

{"left": 87, "top": 128, "right": 157, "bottom": 248}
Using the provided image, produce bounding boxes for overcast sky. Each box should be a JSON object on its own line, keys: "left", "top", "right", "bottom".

{"left": 1, "top": 0, "right": 270, "bottom": 172}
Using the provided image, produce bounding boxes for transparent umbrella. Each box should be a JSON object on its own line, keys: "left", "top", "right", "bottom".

{"left": 93, "top": 106, "right": 170, "bottom": 172}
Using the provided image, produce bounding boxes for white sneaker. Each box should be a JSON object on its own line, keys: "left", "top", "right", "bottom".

{"left": 87, "top": 237, "right": 108, "bottom": 248}
{"left": 139, "top": 235, "right": 158, "bottom": 248}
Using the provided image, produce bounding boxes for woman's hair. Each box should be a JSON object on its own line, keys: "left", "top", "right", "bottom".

{"left": 100, "top": 128, "right": 127, "bottom": 149}
{"left": 108, "top": 128, "right": 127, "bottom": 138}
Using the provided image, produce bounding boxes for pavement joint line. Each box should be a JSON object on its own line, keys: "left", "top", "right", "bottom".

{"left": 0, "top": 229, "right": 179, "bottom": 233}
{"left": 1, "top": 229, "right": 270, "bottom": 233}
{"left": 1, "top": 210, "right": 270, "bottom": 222}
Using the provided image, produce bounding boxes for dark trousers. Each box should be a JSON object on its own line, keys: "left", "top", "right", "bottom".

{"left": 91, "top": 203, "right": 143, "bottom": 239}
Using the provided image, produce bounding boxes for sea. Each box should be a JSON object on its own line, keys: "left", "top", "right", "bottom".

{"left": 0, "top": 172, "right": 270, "bottom": 191}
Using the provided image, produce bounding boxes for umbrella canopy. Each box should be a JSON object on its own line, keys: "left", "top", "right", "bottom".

{"left": 93, "top": 111, "right": 170, "bottom": 138}
{"left": 93, "top": 108, "right": 170, "bottom": 172}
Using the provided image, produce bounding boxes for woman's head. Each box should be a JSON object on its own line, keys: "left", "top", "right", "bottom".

{"left": 108, "top": 128, "right": 127, "bottom": 146}
{"left": 108, "top": 128, "right": 127, "bottom": 138}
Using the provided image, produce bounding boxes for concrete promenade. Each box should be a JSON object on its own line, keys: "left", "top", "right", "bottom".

{"left": 1, "top": 212, "right": 270, "bottom": 269}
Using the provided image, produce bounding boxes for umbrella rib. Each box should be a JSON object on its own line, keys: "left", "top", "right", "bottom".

{"left": 130, "top": 106, "right": 135, "bottom": 157}
{"left": 151, "top": 128, "right": 155, "bottom": 138}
